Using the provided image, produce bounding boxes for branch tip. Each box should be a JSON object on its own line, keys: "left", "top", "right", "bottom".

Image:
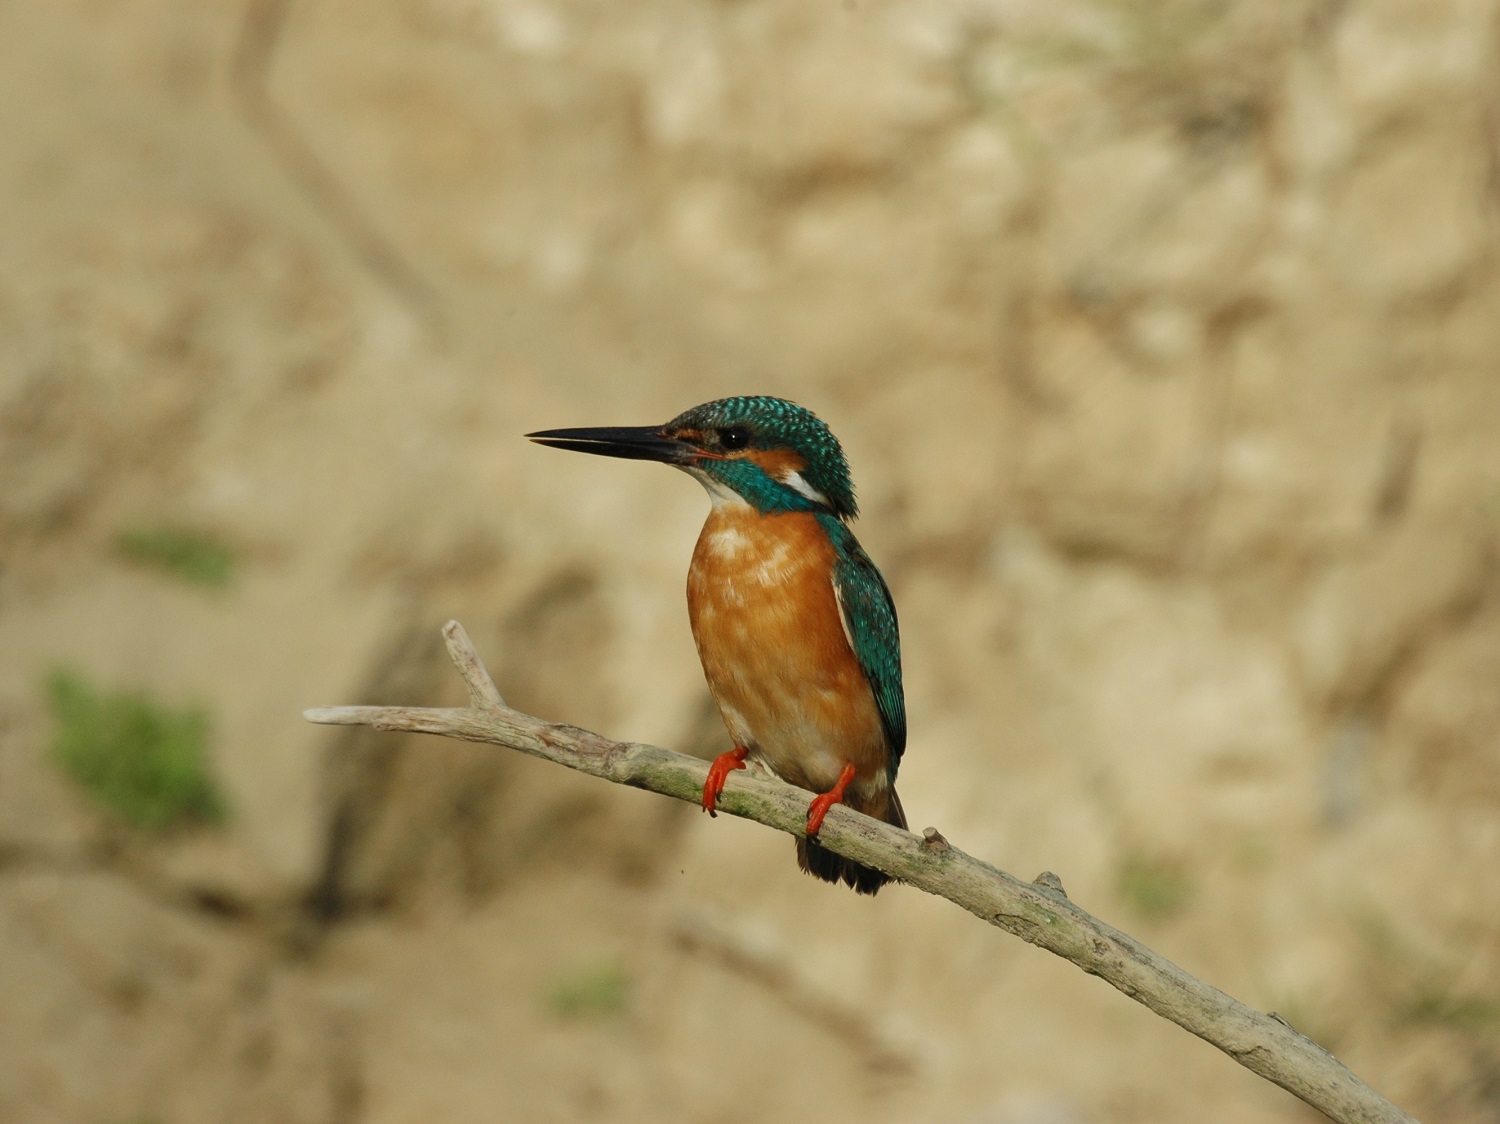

{"left": 304, "top": 706, "right": 362, "bottom": 725}
{"left": 442, "top": 620, "right": 506, "bottom": 710}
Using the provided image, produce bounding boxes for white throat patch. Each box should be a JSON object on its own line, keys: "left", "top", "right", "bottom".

{"left": 681, "top": 465, "right": 753, "bottom": 511}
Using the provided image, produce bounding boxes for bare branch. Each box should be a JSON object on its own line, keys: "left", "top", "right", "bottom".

{"left": 304, "top": 623, "right": 1417, "bottom": 1124}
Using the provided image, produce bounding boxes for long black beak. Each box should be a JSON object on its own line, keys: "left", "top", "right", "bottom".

{"left": 526, "top": 425, "right": 697, "bottom": 464}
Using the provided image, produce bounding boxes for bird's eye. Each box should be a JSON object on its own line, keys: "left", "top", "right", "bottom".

{"left": 718, "top": 426, "right": 751, "bottom": 450}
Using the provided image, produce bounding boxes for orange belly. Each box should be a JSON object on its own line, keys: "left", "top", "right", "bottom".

{"left": 686, "top": 504, "right": 891, "bottom": 809}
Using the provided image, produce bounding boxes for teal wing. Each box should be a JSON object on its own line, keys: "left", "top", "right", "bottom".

{"left": 825, "top": 520, "right": 906, "bottom": 775}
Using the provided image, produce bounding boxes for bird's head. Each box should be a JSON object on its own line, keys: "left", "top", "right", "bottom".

{"left": 528, "top": 395, "right": 857, "bottom": 519}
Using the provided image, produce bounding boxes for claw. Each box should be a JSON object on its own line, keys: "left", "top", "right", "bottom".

{"left": 702, "top": 746, "right": 749, "bottom": 816}
{"left": 805, "top": 762, "right": 857, "bottom": 838}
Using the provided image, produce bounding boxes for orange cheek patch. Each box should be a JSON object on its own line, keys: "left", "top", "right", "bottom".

{"left": 741, "top": 448, "right": 807, "bottom": 480}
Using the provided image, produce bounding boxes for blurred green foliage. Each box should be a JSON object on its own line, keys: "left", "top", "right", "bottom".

{"left": 548, "top": 962, "right": 628, "bottom": 1018}
{"left": 116, "top": 524, "right": 236, "bottom": 588}
{"left": 46, "top": 668, "right": 227, "bottom": 831}
{"left": 1400, "top": 990, "right": 1500, "bottom": 1029}
{"left": 1117, "top": 853, "right": 1193, "bottom": 919}
{"left": 1357, "top": 913, "right": 1500, "bottom": 1031}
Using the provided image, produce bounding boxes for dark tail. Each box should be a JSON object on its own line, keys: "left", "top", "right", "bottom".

{"left": 796, "top": 788, "right": 906, "bottom": 895}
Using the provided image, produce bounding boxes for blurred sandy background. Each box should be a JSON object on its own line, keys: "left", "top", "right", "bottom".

{"left": 2, "top": 1, "right": 1500, "bottom": 1121}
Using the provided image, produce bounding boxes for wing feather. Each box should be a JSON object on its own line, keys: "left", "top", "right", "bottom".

{"left": 828, "top": 530, "right": 906, "bottom": 776}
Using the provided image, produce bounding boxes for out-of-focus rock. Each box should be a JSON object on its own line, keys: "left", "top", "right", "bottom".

{"left": 994, "top": 528, "right": 1312, "bottom": 851}
{"left": 1325, "top": 120, "right": 1491, "bottom": 302}
{"left": 1014, "top": 313, "right": 1206, "bottom": 563}
{"left": 1295, "top": 518, "right": 1489, "bottom": 708}
{"left": 0, "top": 869, "right": 345, "bottom": 1124}
{"left": 1387, "top": 601, "right": 1500, "bottom": 804}
{"left": 633, "top": 6, "right": 963, "bottom": 171}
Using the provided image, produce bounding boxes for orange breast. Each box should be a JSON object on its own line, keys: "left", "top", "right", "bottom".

{"left": 686, "top": 504, "right": 891, "bottom": 804}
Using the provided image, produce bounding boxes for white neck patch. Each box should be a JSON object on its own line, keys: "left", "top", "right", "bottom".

{"left": 779, "top": 469, "right": 831, "bottom": 508}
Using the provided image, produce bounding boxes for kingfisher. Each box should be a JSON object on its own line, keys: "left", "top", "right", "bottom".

{"left": 528, "top": 396, "right": 906, "bottom": 894}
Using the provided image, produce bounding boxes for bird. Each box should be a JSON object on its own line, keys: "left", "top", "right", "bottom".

{"left": 527, "top": 395, "right": 906, "bottom": 894}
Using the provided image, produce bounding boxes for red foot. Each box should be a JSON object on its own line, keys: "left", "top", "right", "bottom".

{"left": 805, "top": 763, "right": 857, "bottom": 838}
{"left": 702, "top": 746, "right": 749, "bottom": 816}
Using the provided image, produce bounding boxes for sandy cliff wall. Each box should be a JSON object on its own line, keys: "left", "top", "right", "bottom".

{"left": 2, "top": 2, "right": 1498, "bottom": 1122}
